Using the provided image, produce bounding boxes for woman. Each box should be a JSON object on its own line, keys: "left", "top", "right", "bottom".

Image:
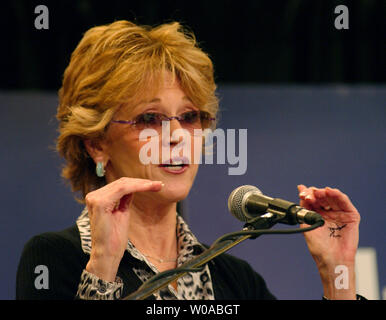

{"left": 16, "top": 20, "right": 361, "bottom": 300}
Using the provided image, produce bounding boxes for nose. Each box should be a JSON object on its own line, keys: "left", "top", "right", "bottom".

{"left": 160, "top": 118, "right": 185, "bottom": 148}
{"left": 170, "top": 118, "right": 184, "bottom": 143}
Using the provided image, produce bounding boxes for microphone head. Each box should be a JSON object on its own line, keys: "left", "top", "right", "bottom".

{"left": 228, "top": 185, "right": 262, "bottom": 222}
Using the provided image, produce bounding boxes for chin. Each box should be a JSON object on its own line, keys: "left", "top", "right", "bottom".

{"left": 161, "top": 182, "right": 192, "bottom": 202}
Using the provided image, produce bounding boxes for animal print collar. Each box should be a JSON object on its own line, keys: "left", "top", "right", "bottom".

{"left": 76, "top": 207, "right": 215, "bottom": 300}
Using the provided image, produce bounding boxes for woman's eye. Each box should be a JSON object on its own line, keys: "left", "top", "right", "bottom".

{"left": 137, "top": 113, "right": 159, "bottom": 124}
{"left": 182, "top": 111, "right": 199, "bottom": 123}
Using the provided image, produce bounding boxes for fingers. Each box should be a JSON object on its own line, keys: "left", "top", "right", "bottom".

{"left": 297, "top": 185, "right": 355, "bottom": 213}
{"left": 325, "top": 187, "right": 357, "bottom": 212}
{"left": 298, "top": 185, "right": 332, "bottom": 211}
{"left": 86, "top": 178, "right": 164, "bottom": 212}
{"left": 110, "top": 177, "right": 164, "bottom": 199}
{"left": 313, "top": 188, "right": 337, "bottom": 211}
{"left": 297, "top": 185, "right": 316, "bottom": 211}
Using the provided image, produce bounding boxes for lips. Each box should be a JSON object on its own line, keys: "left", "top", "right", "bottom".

{"left": 158, "top": 157, "right": 190, "bottom": 173}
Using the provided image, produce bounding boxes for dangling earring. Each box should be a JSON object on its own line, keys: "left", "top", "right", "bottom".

{"left": 96, "top": 161, "right": 105, "bottom": 177}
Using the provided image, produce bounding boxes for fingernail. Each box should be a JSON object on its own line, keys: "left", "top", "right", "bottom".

{"left": 300, "top": 191, "right": 307, "bottom": 197}
{"left": 153, "top": 181, "right": 165, "bottom": 187}
{"left": 305, "top": 195, "right": 312, "bottom": 200}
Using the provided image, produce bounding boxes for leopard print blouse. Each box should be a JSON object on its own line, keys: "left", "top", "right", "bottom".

{"left": 75, "top": 208, "right": 215, "bottom": 300}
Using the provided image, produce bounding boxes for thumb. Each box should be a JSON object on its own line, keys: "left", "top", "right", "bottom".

{"left": 297, "top": 184, "right": 307, "bottom": 193}
{"left": 297, "top": 184, "right": 315, "bottom": 211}
{"left": 115, "top": 194, "right": 133, "bottom": 212}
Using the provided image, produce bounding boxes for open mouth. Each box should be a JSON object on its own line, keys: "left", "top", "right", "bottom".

{"left": 158, "top": 158, "right": 190, "bottom": 171}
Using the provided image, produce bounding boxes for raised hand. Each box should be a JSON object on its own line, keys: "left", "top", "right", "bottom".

{"left": 297, "top": 185, "right": 360, "bottom": 299}
{"left": 85, "top": 177, "right": 164, "bottom": 282}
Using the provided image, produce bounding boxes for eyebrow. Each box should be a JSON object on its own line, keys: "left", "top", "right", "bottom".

{"left": 147, "top": 96, "right": 192, "bottom": 104}
{"left": 125, "top": 96, "right": 193, "bottom": 116}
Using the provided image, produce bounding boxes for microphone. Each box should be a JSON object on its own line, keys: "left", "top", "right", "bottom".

{"left": 228, "top": 185, "right": 324, "bottom": 225}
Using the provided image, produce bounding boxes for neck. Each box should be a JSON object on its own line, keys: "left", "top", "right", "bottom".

{"left": 127, "top": 195, "right": 178, "bottom": 259}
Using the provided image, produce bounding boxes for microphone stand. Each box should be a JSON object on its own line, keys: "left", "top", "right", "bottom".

{"left": 122, "top": 213, "right": 279, "bottom": 300}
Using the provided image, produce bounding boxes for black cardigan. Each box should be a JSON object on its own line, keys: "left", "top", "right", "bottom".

{"left": 16, "top": 225, "right": 276, "bottom": 300}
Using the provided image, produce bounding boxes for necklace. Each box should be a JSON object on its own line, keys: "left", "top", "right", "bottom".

{"left": 143, "top": 254, "right": 178, "bottom": 263}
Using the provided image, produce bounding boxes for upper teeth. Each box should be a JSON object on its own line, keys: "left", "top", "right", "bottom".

{"left": 171, "top": 160, "right": 183, "bottom": 165}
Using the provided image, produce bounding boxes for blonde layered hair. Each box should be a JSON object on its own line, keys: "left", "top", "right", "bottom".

{"left": 56, "top": 20, "right": 219, "bottom": 201}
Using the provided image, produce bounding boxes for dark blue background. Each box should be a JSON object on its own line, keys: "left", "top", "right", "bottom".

{"left": 1, "top": 85, "right": 385, "bottom": 299}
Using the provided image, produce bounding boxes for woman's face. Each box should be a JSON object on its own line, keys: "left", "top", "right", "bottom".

{"left": 101, "top": 77, "right": 201, "bottom": 204}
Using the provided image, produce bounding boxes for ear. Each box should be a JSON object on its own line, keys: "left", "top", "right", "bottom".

{"left": 83, "top": 138, "right": 109, "bottom": 165}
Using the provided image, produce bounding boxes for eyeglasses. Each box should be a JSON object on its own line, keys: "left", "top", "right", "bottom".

{"left": 111, "top": 110, "right": 215, "bottom": 133}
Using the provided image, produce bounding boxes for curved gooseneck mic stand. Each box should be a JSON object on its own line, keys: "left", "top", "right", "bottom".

{"left": 122, "top": 213, "right": 324, "bottom": 300}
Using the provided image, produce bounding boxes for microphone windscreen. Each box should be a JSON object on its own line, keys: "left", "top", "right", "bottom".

{"left": 228, "top": 185, "right": 262, "bottom": 221}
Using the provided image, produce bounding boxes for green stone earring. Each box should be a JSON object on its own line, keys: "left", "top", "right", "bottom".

{"left": 96, "top": 161, "right": 105, "bottom": 177}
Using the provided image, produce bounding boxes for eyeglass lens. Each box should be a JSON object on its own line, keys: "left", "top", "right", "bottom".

{"left": 134, "top": 111, "right": 212, "bottom": 131}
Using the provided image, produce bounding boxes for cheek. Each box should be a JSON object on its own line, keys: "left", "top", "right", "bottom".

{"left": 117, "top": 137, "right": 141, "bottom": 160}
{"left": 107, "top": 130, "right": 145, "bottom": 169}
